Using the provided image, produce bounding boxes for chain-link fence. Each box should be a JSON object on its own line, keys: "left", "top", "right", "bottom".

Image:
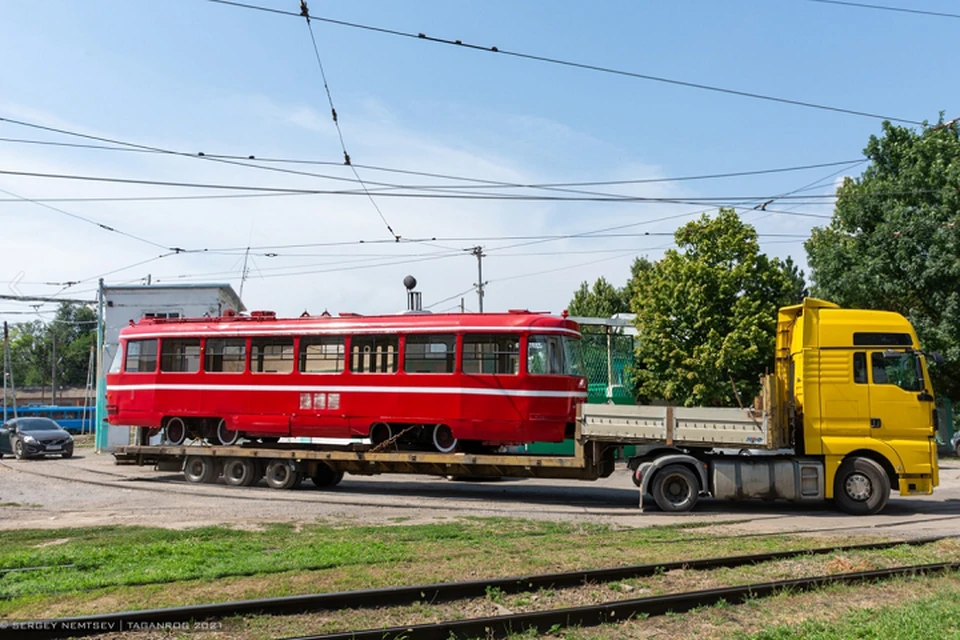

{"left": 582, "top": 331, "right": 635, "bottom": 405}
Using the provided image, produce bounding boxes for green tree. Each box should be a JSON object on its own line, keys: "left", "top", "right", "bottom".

{"left": 6, "top": 303, "right": 97, "bottom": 395}
{"left": 805, "top": 118, "right": 960, "bottom": 398}
{"left": 628, "top": 209, "right": 800, "bottom": 406}
{"left": 568, "top": 276, "right": 629, "bottom": 318}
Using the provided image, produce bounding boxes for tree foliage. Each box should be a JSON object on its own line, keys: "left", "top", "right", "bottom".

{"left": 805, "top": 119, "right": 960, "bottom": 398}
{"left": 568, "top": 276, "right": 630, "bottom": 318}
{"left": 628, "top": 209, "right": 803, "bottom": 406}
{"left": 6, "top": 303, "right": 97, "bottom": 392}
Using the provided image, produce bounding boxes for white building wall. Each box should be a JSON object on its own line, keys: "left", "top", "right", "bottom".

{"left": 99, "top": 284, "right": 243, "bottom": 450}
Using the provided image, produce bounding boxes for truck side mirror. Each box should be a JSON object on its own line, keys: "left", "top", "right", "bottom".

{"left": 932, "top": 352, "right": 945, "bottom": 365}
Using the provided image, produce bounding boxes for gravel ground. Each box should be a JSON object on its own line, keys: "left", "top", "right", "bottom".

{"left": 1, "top": 450, "right": 959, "bottom": 536}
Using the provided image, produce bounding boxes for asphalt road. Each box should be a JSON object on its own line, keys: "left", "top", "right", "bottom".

{"left": 2, "top": 449, "right": 959, "bottom": 538}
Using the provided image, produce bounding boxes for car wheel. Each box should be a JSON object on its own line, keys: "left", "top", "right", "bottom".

{"left": 13, "top": 439, "right": 26, "bottom": 460}
{"left": 955, "top": 441, "right": 960, "bottom": 458}
{"left": 61, "top": 449, "right": 74, "bottom": 459}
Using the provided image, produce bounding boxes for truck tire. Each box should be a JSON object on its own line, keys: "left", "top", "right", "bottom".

{"left": 222, "top": 457, "right": 259, "bottom": 487}
{"left": 311, "top": 463, "right": 344, "bottom": 488}
{"left": 833, "top": 457, "right": 890, "bottom": 515}
{"left": 651, "top": 464, "right": 699, "bottom": 512}
{"left": 264, "top": 459, "right": 301, "bottom": 490}
{"left": 183, "top": 456, "right": 218, "bottom": 484}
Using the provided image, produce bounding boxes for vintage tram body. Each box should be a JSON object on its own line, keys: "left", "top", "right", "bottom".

{"left": 106, "top": 310, "right": 587, "bottom": 451}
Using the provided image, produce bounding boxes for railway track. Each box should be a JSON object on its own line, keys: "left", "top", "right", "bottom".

{"left": 10, "top": 536, "right": 952, "bottom": 640}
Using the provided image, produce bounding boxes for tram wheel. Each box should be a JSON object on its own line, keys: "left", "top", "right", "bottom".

{"left": 183, "top": 456, "right": 218, "bottom": 484}
{"left": 222, "top": 457, "right": 259, "bottom": 487}
{"left": 264, "top": 459, "right": 301, "bottom": 490}
{"left": 215, "top": 419, "right": 241, "bottom": 446}
{"left": 165, "top": 417, "right": 187, "bottom": 445}
{"left": 432, "top": 424, "right": 458, "bottom": 454}
{"left": 370, "top": 423, "right": 392, "bottom": 447}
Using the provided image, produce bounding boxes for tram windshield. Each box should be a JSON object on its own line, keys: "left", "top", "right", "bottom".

{"left": 527, "top": 334, "right": 585, "bottom": 377}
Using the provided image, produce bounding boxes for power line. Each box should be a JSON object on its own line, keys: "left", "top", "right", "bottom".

{"left": 205, "top": 0, "right": 924, "bottom": 125}
{"left": 2, "top": 167, "right": 899, "bottom": 206}
{"left": 0, "top": 185, "right": 179, "bottom": 252}
{"left": 0, "top": 135, "right": 865, "bottom": 189}
{"left": 802, "top": 0, "right": 960, "bottom": 20}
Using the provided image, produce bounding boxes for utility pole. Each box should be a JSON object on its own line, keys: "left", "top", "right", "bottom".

{"left": 50, "top": 330, "right": 57, "bottom": 406}
{"left": 239, "top": 246, "right": 251, "bottom": 300}
{"left": 3, "top": 321, "right": 17, "bottom": 419}
{"left": 469, "top": 246, "right": 486, "bottom": 313}
{"left": 95, "top": 278, "right": 106, "bottom": 453}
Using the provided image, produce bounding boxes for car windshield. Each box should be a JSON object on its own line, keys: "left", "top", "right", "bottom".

{"left": 16, "top": 418, "right": 62, "bottom": 432}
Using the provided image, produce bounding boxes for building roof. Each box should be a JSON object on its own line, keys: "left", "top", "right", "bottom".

{"left": 103, "top": 283, "right": 245, "bottom": 312}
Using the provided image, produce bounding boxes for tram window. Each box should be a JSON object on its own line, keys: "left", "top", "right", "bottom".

{"left": 527, "top": 335, "right": 565, "bottom": 375}
{"left": 125, "top": 339, "right": 158, "bottom": 373}
{"left": 300, "top": 336, "right": 345, "bottom": 373}
{"left": 160, "top": 339, "right": 201, "bottom": 372}
{"left": 350, "top": 335, "right": 399, "bottom": 373}
{"left": 405, "top": 334, "right": 455, "bottom": 373}
{"left": 205, "top": 338, "right": 247, "bottom": 373}
{"left": 462, "top": 334, "right": 520, "bottom": 375}
{"left": 251, "top": 337, "right": 295, "bottom": 373}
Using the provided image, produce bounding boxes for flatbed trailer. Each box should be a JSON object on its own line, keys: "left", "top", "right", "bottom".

{"left": 113, "top": 396, "right": 784, "bottom": 510}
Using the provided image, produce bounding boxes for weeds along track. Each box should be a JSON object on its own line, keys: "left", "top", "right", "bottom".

{"left": 12, "top": 537, "right": 955, "bottom": 640}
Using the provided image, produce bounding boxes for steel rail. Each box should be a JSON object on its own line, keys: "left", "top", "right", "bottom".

{"left": 7, "top": 537, "right": 948, "bottom": 639}
{"left": 299, "top": 561, "right": 960, "bottom": 640}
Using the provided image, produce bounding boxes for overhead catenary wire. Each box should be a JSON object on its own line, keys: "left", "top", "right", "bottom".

{"left": 205, "top": 0, "right": 925, "bottom": 125}
{"left": 0, "top": 135, "right": 866, "bottom": 190}
{"left": 802, "top": 0, "right": 960, "bottom": 20}
{"left": 298, "top": 0, "right": 399, "bottom": 241}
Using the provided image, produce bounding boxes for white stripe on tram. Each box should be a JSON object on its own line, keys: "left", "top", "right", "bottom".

{"left": 107, "top": 383, "right": 587, "bottom": 399}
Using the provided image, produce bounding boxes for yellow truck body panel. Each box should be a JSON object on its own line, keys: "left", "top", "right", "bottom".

{"left": 777, "top": 299, "right": 939, "bottom": 498}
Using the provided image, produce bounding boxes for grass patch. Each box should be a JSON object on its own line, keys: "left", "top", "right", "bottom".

{"left": 740, "top": 576, "right": 960, "bottom": 639}
{"left": 0, "top": 518, "right": 881, "bottom": 619}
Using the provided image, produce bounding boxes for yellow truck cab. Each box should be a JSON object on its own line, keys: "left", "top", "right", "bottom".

{"left": 777, "top": 298, "right": 939, "bottom": 514}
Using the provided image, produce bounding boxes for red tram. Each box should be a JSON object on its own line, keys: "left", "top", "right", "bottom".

{"left": 106, "top": 310, "right": 587, "bottom": 452}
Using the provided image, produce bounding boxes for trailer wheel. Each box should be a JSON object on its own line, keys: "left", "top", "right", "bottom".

{"left": 311, "top": 463, "right": 344, "bottom": 488}
{"left": 264, "top": 459, "right": 301, "bottom": 490}
{"left": 165, "top": 417, "right": 187, "bottom": 446}
{"left": 215, "top": 419, "right": 242, "bottom": 446}
{"left": 183, "top": 456, "right": 218, "bottom": 484}
{"left": 833, "top": 457, "right": 890, "bottom": 515}
{"left": 222, "top": 457, "right": 258, "bottom": 487}
{"left": 432, "top": 424, "right": 458, "bottom": 453}
{"left": 650, "top": 464, "right": 700, "bottom": 512}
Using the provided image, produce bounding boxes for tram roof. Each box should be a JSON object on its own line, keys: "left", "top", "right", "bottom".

{"left": 119, "top": 310, "right": 581, "bottom": 338}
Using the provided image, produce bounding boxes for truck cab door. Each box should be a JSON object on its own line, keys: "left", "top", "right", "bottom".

{"left": 867, "top": 350, "right": 936, "bottom": 473}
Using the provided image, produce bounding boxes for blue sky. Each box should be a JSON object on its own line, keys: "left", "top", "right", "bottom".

{"left": 1, "top": 0, "right": 957, "bottom": 319}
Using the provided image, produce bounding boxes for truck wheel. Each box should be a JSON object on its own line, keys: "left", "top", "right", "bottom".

{"left": 833, "top": 457, "right": 890, "bottom": 515}
{"left": 222, "top": 457, "right": 258, "bottom": 486}
{"left": 264, "top": 459, "right": 301, "bottom": 490}
{"left": 651, "top": 464, "right": 700, "bottom": 512}
{"left": 183, "top": 456, "right": 218, "bottom": 484}
{"left": 311, "top": 463, "right": 344, "bottom": 488}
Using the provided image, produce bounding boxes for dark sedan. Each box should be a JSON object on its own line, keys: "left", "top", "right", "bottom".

{"left": 0, "top": 417, "right": 74, "bottom": 460}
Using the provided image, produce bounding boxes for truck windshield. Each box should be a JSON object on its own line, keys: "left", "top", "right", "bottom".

{"left": 527, "top": 334, "right": 584, "bottom": 376}
{"left": 871, "top": 351, "right": 924, "bottom": 392}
